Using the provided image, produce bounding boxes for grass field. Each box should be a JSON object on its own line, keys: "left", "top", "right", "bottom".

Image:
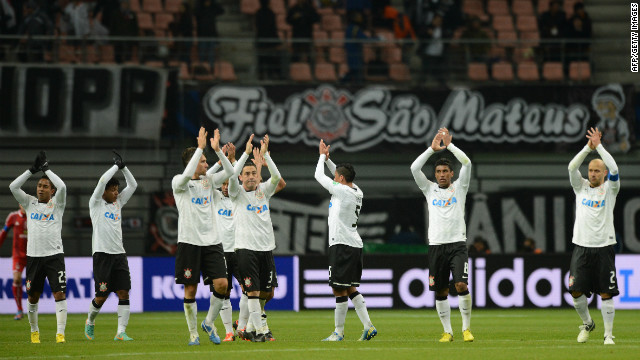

{"left": 1, "top": 309, "right": 638, "bottom": 359}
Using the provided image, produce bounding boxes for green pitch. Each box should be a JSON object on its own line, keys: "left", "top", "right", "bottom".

{"left": 1, "top": 309, "right": 638, "bottom": 359}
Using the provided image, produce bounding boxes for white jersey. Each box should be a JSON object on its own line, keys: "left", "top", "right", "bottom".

{"left": 569, "top": 144, "right": 620, "bottom": 248}
{"left": 9, "top": 170, "right": 67, "bottom": 257}
{"left": 229, "top": 152, "right": 281, "bottom": 252}
{"left": 214, "top": 190, "right": 235, "bottom": 252}
{"left": 172, "top": 148, "right": 234, "bottom": 247}
{"left": 89, "top": 165, "right": 137, "bottom": 254}
{"left": 314, "top": 155, "right": 363, "bottom": 248}
{"left": 410, "top": 144, "right": 472, "bottom": 245}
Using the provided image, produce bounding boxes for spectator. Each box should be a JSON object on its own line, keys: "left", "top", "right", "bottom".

{"left": 110, "top": 0, "right": 139, "bottom": 63}
{"left": 538, "top": 0, "right": 567, "bottom": 62}
{"left": 16, "top": 0, "right": 54, "bottom": 62}
{"left": 255, "top": 0, "right": 281, "bottom": 80}
{"left": 407, "top": 0, "right": 460, "bottom": 35}
{"left": 460, "top": 16, "right": 490, "bottom": 63}
{"left": 418, "top": 13, "right": 448, "bottom": 86}
{"left": 169, "top": 1, "right": 194, "bottom": 67}
{"left": 92, "top": 0, "right": 120, "bottom": 33}
{"left": 286, "top": 0, "right": 320, "bottom": 63}
{"left": 315, "top": 0, "right": 344, "bottom": 9}
{"left": 518, "top": 237, "right": 542, "bottom": 254}
{"left": 63, "top": 0, "right": 90, "bottom": 43}
{"left": 0, "top": 0, "right": 17, "bottom": 60}
{"left": 345, "top": 0, "right": 372, "bottom": 30}
{"left": 384, "top": 5, "right": 416, "bottom": 64}
{"left": 566, "top": 3, "right": 592, "bottom": 64}
{"left": 468, "top": 237, "right": 491, "bottom": 255}
{"left": 341, "top": 10, "right": 369, "bottom": 84}
{"left": 195, "top": 0, "right": 224, "bottom": 70}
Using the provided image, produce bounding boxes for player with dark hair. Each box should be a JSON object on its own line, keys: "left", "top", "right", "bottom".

{"left": 568, "top": 127, "right": 620, "bottom": 345}
{"left": 0, "top": 204, "right": 28, "bottom": 320}
{"left": 314, "top": 139, "right": 376, "bottom": 342}
{"left": 9, "top": 151, "right": 68, "bottom": 344}
{"left": 84, "top": 151, "right": 138, "bottom": 341}
{"left": 410, "top": 128, "right": 474, "bottom": 343}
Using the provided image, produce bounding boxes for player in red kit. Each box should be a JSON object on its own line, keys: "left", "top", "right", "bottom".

{"left": 0, "top": 205, "right": 28, "bottom": 320}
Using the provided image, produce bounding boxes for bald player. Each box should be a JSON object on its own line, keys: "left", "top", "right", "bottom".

{"left": 568, "top": 127, "right": 620, "bottom": 345}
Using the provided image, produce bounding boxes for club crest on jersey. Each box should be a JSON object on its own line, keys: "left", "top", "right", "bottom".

{"left": 255, "top": 188, "right": 265, "bottom": 200}
{"left": 582, "top": 198, "right": 605, "bottom": 208}
{"left": 30, "top": 213, "right": 55, "bottom": 221}
{"left": 247, "top": 204, "right": 269, "bottom": 214}
{"left": 202, "top": 178, "right": 211, "bottom": 189}
{"left": 26, "top": 280, "right": 31, "bottom": 290}
{"left": 244, "top": 277, "right": 252, "bottom": 288}
{"left": 192, "top": 196, "right": 211, "bottom": 205}
{"left": 184, "top": 268, "right": 193, "bottom": 279}
{"left": 429, "top": 276, "right": 435, "bottom": 287}
{"left": 46, "top": 200, "right": 54, "bottom": 208}
{"left": 569, "top": 276, "right": 575, "bottom": 287}
{"left": 99, "top": 282, "right": 108, "bottom": 292}
{"left": 432, "top": 197, "right": 457, "bottom": 207}
{"left": 104, "top": 212, "right": 120, "bottom": 221}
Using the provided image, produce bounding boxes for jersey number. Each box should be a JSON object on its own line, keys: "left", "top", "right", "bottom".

{"left": 58, "top": 271, "right": 66, "bottom": 284}
{"left": 352, "top": 205, "right": 361, "bottom": 228}
{"left": 610, "top": 271, "right": 616, "bottom": 284}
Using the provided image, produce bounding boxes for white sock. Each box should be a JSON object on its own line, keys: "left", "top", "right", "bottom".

{"left": 259, "top": 298, "right": 269, "bottom": 330}
{"left": 351, "top": 293, "right": 373, "bottom": 329}
{"left": 117, "top": 303, "right": 130, "bottom": 334}
{"left": 436, "top": 299, "right": 453, "bottom": 334}
{"left": 205, "top": 292, "right": 224, "bottom": 327}
{"left": 55, "top": 300, "right": 67, "bottom": 335}
{"left": 87, "top": 300, "right": 101, "bottom": 325}
{"left": 601, "top": 299, "right": 615, "bottom": 338}
{"left": 573, "top": 295, "right": 592, "bottom": 325}
{"left": 238, "top": 293, "right": 249, "bottom": 330}
{"left": 183, "top": 300, "right": 198, "bottom": 337}
{"left": 458, "top": 292, "right": 472, "bottom": 331}
{"left": 27, "top": 302, "right": 39, "bottom": 332}
{"left": 247, "top": 298, "right": 262, "bottom": 334}
{"left": 335, "top": 297, "right": 348, "bottom": 335}
{"left": 220, "top": 298, "right": 233, "bottom": 334}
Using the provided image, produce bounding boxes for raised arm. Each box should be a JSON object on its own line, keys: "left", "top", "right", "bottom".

{"left": 209, "top": 129, "right": 235, "bottom": 186}
{"left": 173, "top": 128, "right": 207, "bottom": 191}
{"left": 9, "top": 171, "right": 32, "bottom": 207}
{"left": 315, "top": 154, "right": 335, "bottom": 193}
{"left": 230, "top": 135, "right": 254, "bottom": 197}
{"left": 447, "top": 143, "right": 472, "bottom": 189}
{"left": 592, "top": 128, "right": 619, "bottom": 193}
{"left": 91, "top": 165, "right": 119, "bottom": 203}
{"left": 118, "top": 167, "right": 138, "bottom": 205}
{"left": 411, "top": 131, "right": 446, "bottom": 191}
{"left": 569, "top": 128, "right": 599, "bottom": 191}
{"left": 260, "top": 135, "right": 281, "bottom": 195}
{"left": 44, "top": 169, "right": 66, "bottom": 205}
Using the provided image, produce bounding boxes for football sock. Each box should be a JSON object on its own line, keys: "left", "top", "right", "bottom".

{"left": 350, "top": 292, "right": 373, "bottom": 329}
{"left": 458, "top": 291, "right": 472, "bottom": 331}
{"left": 55, "top": 299, "right": 67, "bottom": 335}
{"left": 259, "top": 298, "right": 269, "bottom": 332}
{"left": 248, "top": 296, "right": 262, "bottom": 334}
{"left": 220, "top": 297, "right": 233, "bottom": 334}
{"left": 573, "top": 294, "right": 592, "bottom": 325}
{"left": 436, "top": 298, "right": 453, "bottom": 334}
{"left": 117, "top": 299, "right": 130, "bottom": 334}
{"left": 601, "top": 298, "right": 615, "bottom": 338}
{"left": 87, "top": 298, "right": 102, "bottom": 325}
{"left": 238, "top": 293, "right": 249, "bottom": 330}
{"left": 183, "top": 298, "right": 198, "bottom": 337}
{"left": 27, "top": 302, "right": 38, "bottom": 332}
{"left": 205, "top": 290, "right": 225, "bottom": 326}
{"left": 335, "top": 296, "right": 348, "bottom": 335}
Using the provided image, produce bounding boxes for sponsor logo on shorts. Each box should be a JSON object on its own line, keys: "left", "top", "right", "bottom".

{"left": 184, "top": 268, "right": 193, "bottom": 279}
{"left": 569, "top": 276, "right": 575, "bottom": 287}
{"left": 26, "top": 280, "right": 31, "bottom": 290}
{"left": 99, "top": 282, "right": 108, "bottom": 292}
{"left": 429, "top": 275, "right": 435, "bottom": 287}
{"left": 244, "top": 277, "right": 252, "bottom": 288}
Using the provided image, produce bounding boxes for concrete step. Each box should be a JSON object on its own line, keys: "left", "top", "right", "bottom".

{"left": 593, "top": 53, "right": 629, "bottom": 71}
{"left": 592, "top": 22, "right": 629, "bottom": 38}
{"left": 587, "top": 4, "right": 630, "bottom": 22}
{"left": 588, "top": 0, "right": 633, "bottom": 5}
{"left": 593, "top": 71, "right": 637, "bottom": 83}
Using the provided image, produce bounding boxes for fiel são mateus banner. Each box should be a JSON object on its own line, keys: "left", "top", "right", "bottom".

{"left": 195, "top": 83, "right": 635, "bottom": 153}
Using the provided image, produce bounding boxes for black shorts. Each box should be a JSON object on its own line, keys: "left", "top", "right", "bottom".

{"left": 328, "top": 244, "right": 363, "bottom": 289}
{"left": 93, "top": 253, "right": 131, "bottom": 297}
{"left": 26, "top": 254, "right": 66, "bottom": 295}
{"left": 569, "top": 244, "right": 619, "bottom": 297}
{"left": 427, "top": 242, "right": 469, "bottom": 292}
{"left": 236, "top": 249, "right": 275, "bottom": 293}
{"left": 271, "top": 261, "right": 278, "bottom": 289}
{"left": 175, "top": 242, "right": 227, "bottom": 285}
{"left": 211, "top": 251, "right": 241, "bottom": 292}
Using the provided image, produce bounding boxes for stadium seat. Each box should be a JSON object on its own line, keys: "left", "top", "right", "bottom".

{"left": 271, "top": 0, "right": 286, "bottom": 14}
{"left": 489, "top": 45, "right": 507, "bottom": 60}
{"left": 462, "top": 0, "right": 485, "bottom": 17}
{"left": 84, "top": 45, "right": 99, "bottom": 63}
{"left": 241, "top": 0, "right": 260, "bottom": 15}
{"left": 143, "top": 0, "right": 163, "bottom": 13}
{"left": 542, "top": 62, "right": 563, "bottom": 81}
{"left": 145, "top": 61, "right": 164, "bottom": 68}
{"left": 192, "top": 62, "right": 215, "bottom": 81}
{"left": 315, "top": 63, "right": 338, "bottom": 82}
{"left": 100, "top": 45, "right": 115, "bottom": 63}
{"left": 155, "top": 13, "right": 174, "bottom": 30}
{"left": 382, "top": 46, "right": 402, "bottom": 64}
{"left": 164, "top": 0, "right": 181, "bottom": 13}
{"left": 538, "top": 0, "right": 550, "bottom": 14}
{"left": 516, "top": 15, "right": 538, "bottom": 32}
{"left": 313, "top": 30, "right": 329, "bottom": 48}
{"left": 492, "top": 61, "right": 514, "bottom": 81}
{"left": 130, "top": 0, "right": 141, "bottom": 12}
{"left": 290, "top": 62, "right": 313, "bottom": 81}
{"left": 137, "top": 13, "right": 154, "bottom": 30}
{"left": 512, "top": 0, "right": 534, "bottom": 15}
{"left": 277, "top": 14, "right": 291, "bottom": 31}
{"left": 389, "top": 63, "right": 411, "bottom": 82}
{"left": 153, "top": 29, "right": 166, "bottom": 38}
{"left": 569, "top": 61, "right": 591, "bottom": 81}
{"left": 338, "top": 63, "right": 348, "bottom": 78}
{"left": 517, "top": 61, "right": 539, "bottom": 81}
{"left": 513, "top": 46, "right": 535, "bottom": 62}
{"left": 322, "top": 15, "right": 343, "bottom": 32}
{"left": 467, "top": 62, "right": 489, "bottom": 81}
{"left": 317, "top": 7, "right": 334, "bottom": 16}
{"left": 493, "top": 15, "right": 514, "bottom": 31}
{"left": 330, "top": 31, "right": 344, "bottom": 47}
{"left": 170, "top": 60, "right": 191, "bottom": 80}
{"left": 487, "top": 0, "right": 509, "bottom": 15}
{"left": 520, "top": 31, "right": 540, "bottom": 47}
{"left": 496, "top": 31, "right": 517, "bottom": 47}
{"left": 329, "top": 47, "right": 345, "bottom": 63}
{"left": 214, "top": 61, "right": 237, "bottom": 81}
{"left": 363, "top": 45, "right": 376, "bottom": 63}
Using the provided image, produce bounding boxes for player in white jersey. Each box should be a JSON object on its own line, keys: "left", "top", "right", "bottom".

{"left": 230, "top": 134, "right": 281, "bottom": 343}
{"left": 314, "top": 140, "right": 377, "bottom": 342}
{"left": 410, "top": 128, "right": 474, "bottom": 343}
{"left": 568, "top": 127, "right": 620, "bottom": 345}
{"left": 84, "top": 150, "right": 137, "bottom": 342}
{"left": 172, "top": 127, "right": 235, "bottom": 346}
{"left": 9, "top": 151, "right": 68, "bottom": 344}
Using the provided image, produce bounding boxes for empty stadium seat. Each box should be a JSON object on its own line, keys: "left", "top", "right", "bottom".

{"left": 322, "top": 15, "right": 343, "bottom": 32}
{"left": 363, "top": 45, "right": 376, "bottom": 63}
{"left": 130, "top": 0, "right": 141, "bottom": 12}
{"left": 271, "top": 0, "right": 286, "bottom": 14}
{"left": 330, "top": 31, "right": 344, "bottom": 47}
{"left": 492, "top": 61, "right": 514, "bottom": 81}
{"left": 329, "top": 47, "right": 345, "bottom": 63}
{"left": 164, "top": 0, "right": 181, "bottom": 13}
{"left": 493, "top": 15, "right": 514, "bottom": 31}
{"left": 487, "top": 0, "right": 509, "bottom": 15}
{"left": 155, "top": 13, "right": 174, "bottom": 30}
{"left": 382, "top": 46, "right": 402, "bottom": 64}
{"left": 542, "top": 62, "right": 563, "bottom": 81}
{"left": 290, "top": 62, "right": 313, "bottom": 81}
{"left": 516, "top": 15, "right": 538, "bottom": 32}
{"left": 463, "top": 0, "right": 485, "bottom": 17}
{"left": 315, "top": 63, "right": 338, "bottom": 82}
{"left": 214, "top": 61, "right": 237, "bottom": 81}
{"left": 313, "top": 30, "right": 329, "bottom": 47}
{"left": 143, "top": 0, "right": 163, "bottom": 13}
{"left": 137, "top": 13, "right": 154, "bottom": 30}
{"left": 100, "top": 45, "right": 115, "bottom": 63}
{"left": 520, "top": 31, "right": 540, "bottom": 47}
{"left": 277, "top": 14, "right": 291, "bottom": 31}
{"left": 58, "top": 45, "right": 78, "bottom": 63}
{"left": 538, "top": 0, "right": 550, "bottom": 14}
{"left": 389, "top": 63, "right": 411, "bottom": 82}
{"left": 468, "top": 62, "right": 489, "bottom": 81}
{"left": 496, "top": 30, "right": 518, "bottom": 47}
{"left": 517, "top": 61, "right": 539, "bottom": 81}
{"left": 241, "top": 0, "right": 260, "bottom": 15}
{"left": 569, "top": 61, "right": 591, "bottom": 81}
{"left": 512, "top": 0, "right": 534, "bottom": 15}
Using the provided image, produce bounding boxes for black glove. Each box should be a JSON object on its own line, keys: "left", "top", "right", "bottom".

{"left": 29, "top": 152, "right": 44, "bottom": 174}
{"left": 39, "top": 151, "right": 49, "bottom": 172}
{"left": 113, "top": 150, "right": 125, "bottom": 169}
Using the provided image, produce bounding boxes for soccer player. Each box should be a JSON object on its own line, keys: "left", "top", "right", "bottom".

{"left": 84, "top": 151, "right": 137, "bottom": 341}
{"left": 0, "top": 205, "right": 28, "bottom": 320}
{"left": 410, "top": 128, "right": 474, "bottom": 343}
{"left": 314, "top": 139, "right": 377, "bottom": 342}
{"left": 230, "top": 134, "right": 281, "bottom": 342}
{"left": 568, "top": 127, "right": 620, "bottom": 345}
{"left": 172, "top": 127, "right": 235, "bottom": 346}
{"left": 9, "top": 151, "right": 68, "bottom": 344}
